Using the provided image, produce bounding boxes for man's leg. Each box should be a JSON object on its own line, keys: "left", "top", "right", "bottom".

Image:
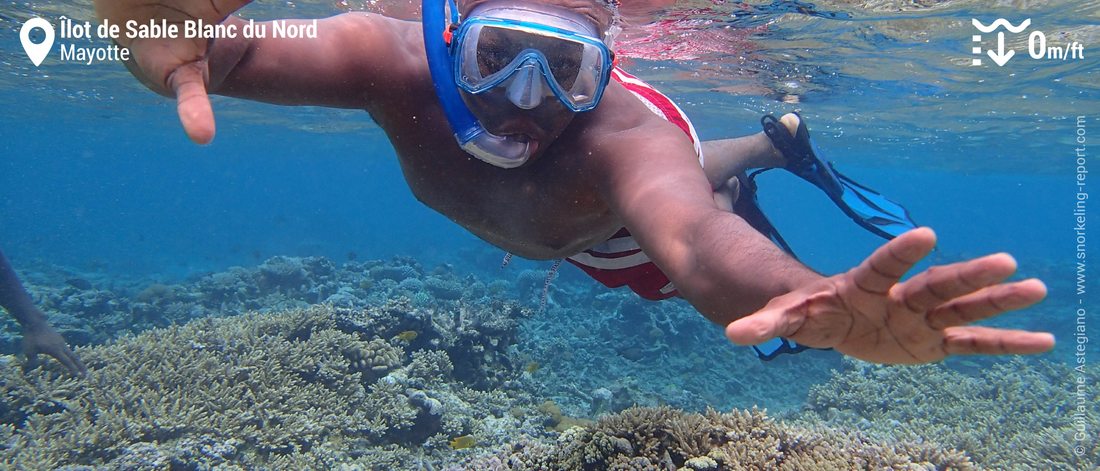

{"left": 701, "top": 113, "right": 800, "bottom": 189}
{"left": 703, "top": 114, "right": 800, "bottom": 211}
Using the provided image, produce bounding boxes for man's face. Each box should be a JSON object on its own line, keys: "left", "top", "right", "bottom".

{"left": 456, "top": 0, "right": 611, "bottom": 158}
{"left": 459, "top": 79, "right": 578, "bottom": 157}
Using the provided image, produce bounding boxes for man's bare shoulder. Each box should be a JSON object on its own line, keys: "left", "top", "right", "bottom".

{"left": 576, "top": 85, "right": 701, "bottom": 178}
{"left": 341, "top": 12, "right": 423, "bottom": 47}
{"left": 335, "top": 13, "right": 427, "bottom": 83}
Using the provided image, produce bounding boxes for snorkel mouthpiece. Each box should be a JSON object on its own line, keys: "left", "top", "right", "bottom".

{"left": 424, "top": 0, "right": 533, "bottom": 168}
{"left": 459, "top": 128, "right": 532, "bottom": 168}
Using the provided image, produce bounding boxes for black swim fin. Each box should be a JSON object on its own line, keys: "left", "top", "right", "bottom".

{"left": 733, "top": 173, "right": 796, "bottom": 257}
{"left": 761, "top": 113, "right": 917, "bottom": 240}
{"left": 751, "top": 337, "right": 812, "bottom": 361}
{"left": 733, "top": 173, "right": 820, "bottom": 361}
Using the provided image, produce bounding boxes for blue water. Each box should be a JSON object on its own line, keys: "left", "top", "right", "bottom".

{"left": 3, "top": 99, "right": 474, "bottom": 278}
{"left": 1, "top": 0, "right": 1098, "bottom": 467}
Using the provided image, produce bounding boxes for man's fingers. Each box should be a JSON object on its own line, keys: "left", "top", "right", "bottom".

{"left": 927, "top": 279, "right": 1047, "bottom": 329}
{"left": 168, "top": 62, "right": 215, "bottom": 144}
{"left": 50, "top": 348, "right": 77, "bottom": 375}
{"left": 851, "top": 227, "right": 936, "bottom": 295}
{"left": 896, "top": 253, "right": 1018, "bottom": 315}
{"left": 943, "top": 326, "right": 1055, "bottom": 355}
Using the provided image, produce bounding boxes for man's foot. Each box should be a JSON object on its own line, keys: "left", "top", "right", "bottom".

{"left": 712, "top": 175, "right": 741, "bottom": 212}
{"left": 779, "top": 113, "right": 800, "bottom": 138}
{"left": 764, "top": 113, "right": 801, "bottom": 166}
{"left": 762, "top": 112, "right": 838, "bottom": 191}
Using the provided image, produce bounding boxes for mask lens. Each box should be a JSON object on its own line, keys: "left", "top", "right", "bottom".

{"left": 456, "top": 20, "right": 610, "bottom": 111}
{"left": 544, "top": 42, "right": 583, "bottom": 89}
{"left": 472, "top": 26, "right": 526, "bottom": 76}
{"left": 473, "top": 26, "right": 584, "bottom": 83}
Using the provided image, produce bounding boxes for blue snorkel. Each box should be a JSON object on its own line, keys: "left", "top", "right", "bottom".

{"left": 423, "top": 0, "right": 533, "bottom": 168}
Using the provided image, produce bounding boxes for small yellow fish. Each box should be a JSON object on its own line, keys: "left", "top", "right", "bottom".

{"left": 524, "top": 362, "right": 540, "bottom": 373}
{"left": 449, "top": 435, "right": 476, "bottom": 450}
{"left": 394, "top": 330, "right": 418, "bottom": 342}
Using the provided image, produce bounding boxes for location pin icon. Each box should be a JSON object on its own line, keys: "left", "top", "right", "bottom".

{"left": 20, "top": 17, "right": 55, "bottom": 67}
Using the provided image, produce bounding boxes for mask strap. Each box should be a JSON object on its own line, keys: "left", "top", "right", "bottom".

{"left": 442, "top": 0, "right": 460, "bottom": 45}
{"left": 446, "top": 0, "right": 459, "bottom": 23}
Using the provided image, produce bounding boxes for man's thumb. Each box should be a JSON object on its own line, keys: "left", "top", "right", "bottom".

{"left": 168, "top": 63, "right": 216, "bottom": 144}
{"left": 725, "top": 308, "right": 789, "bottom": 346}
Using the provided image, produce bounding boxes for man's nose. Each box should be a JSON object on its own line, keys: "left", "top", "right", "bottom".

{"left": 505, "top": 62, "right": 551, "bottom": 110}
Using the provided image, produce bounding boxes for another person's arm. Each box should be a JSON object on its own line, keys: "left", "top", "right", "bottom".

{"left": 0, "top": 250, "right": 86, "bottom": 375}
{"left": 593, "top": 121, "right": 1053, "bottom": 364}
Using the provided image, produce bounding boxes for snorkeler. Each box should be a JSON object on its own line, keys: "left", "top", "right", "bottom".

{"left": 0, "top": 249, "right": 86, "bottom": 375}
{"left": 94, "top": 0, "right": 1055, "bottom": 365}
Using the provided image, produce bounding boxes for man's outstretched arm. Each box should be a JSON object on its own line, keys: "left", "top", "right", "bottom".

{"left": 591, "top": 118, "right": 818, "bottom": 322}
{"left": 0, "top": 250, "right": 86, "bottom": 375}
{"left": 207, "top": 14, "right": 424, "bottom": 109}
{"left": 96, "top": 0, "right": 424, "bottom": 143}
{"left": 593, "top": 122, "right": 1053, "bottom": 364}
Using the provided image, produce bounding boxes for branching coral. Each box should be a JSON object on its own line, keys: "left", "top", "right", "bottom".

{"left": 800, "top": 358, "right": 1099, "bottom": 470}
{"left": 425, "top": 275, "right": 465, "bottom": 301}
{"left": 460, "top": 406, "right": 975, "bottom": 470}
{"left": 0, "top": 304, "right": 534, "bottom": 469}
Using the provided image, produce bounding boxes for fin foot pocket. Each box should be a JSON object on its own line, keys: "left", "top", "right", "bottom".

{"left": 761, "top": 112, "right": 917, "bottom": 240}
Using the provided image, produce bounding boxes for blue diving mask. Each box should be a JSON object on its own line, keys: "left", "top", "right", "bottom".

{"left": 452, "top": 11, "right": 613, "bottom": 112}
{"left": 422, "top": 0, "right": 612, "bottom": 168}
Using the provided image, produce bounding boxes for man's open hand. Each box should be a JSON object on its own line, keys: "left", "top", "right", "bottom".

{"left": 726, "top": 227, "right": 1054, "bottom": 364}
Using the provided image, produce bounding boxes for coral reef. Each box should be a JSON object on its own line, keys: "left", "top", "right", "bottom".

{"left": 1, "top": 254, "right": 835, "bottom": 423}
{"left": 3, "top": 254, "right": 1088, "bottom": 469}
{"left": 0, "top": 255, "right": 525, "bottom": 357}
{"left": 0, "top": 304, "right": 541, "bottom": 469}
{"left": 455, "top": 406, "right": 976, "bottom": 470}
{"left": 509, "top": 279, "right": 839, "bottom": 417}
{"left": 799, "top": 358, "right": 1100, "bottom": 470}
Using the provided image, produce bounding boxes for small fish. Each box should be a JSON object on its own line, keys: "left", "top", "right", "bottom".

{"left": 524, "top": 362, "right": 540, "bottom": 373}
{"left": 393, "top": 330, "right": 418, "bottom": 342}
{"left": 449, "top": 435, "right": 476, "bottom": 450}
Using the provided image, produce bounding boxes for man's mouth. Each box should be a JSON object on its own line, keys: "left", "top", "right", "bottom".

{"left": 503, "top": 132, "right": 538, "bottom": 155}
{"left": 507, "top": 132, "right": 532, "bottom": 141}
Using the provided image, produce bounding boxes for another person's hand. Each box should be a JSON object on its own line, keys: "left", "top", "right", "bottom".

{"left": 94, "top": 0, "right": 253, "bottom": 144}
{"left": 726, "top": 228, "right": 1054, "bottom": 364}
{"left": 22, "top": 314, "right": 86, "bottom": 376}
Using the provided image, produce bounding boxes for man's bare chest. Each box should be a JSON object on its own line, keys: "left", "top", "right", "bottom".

{"left": 396, "top": 144, "right": 621, "bottom": 259}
